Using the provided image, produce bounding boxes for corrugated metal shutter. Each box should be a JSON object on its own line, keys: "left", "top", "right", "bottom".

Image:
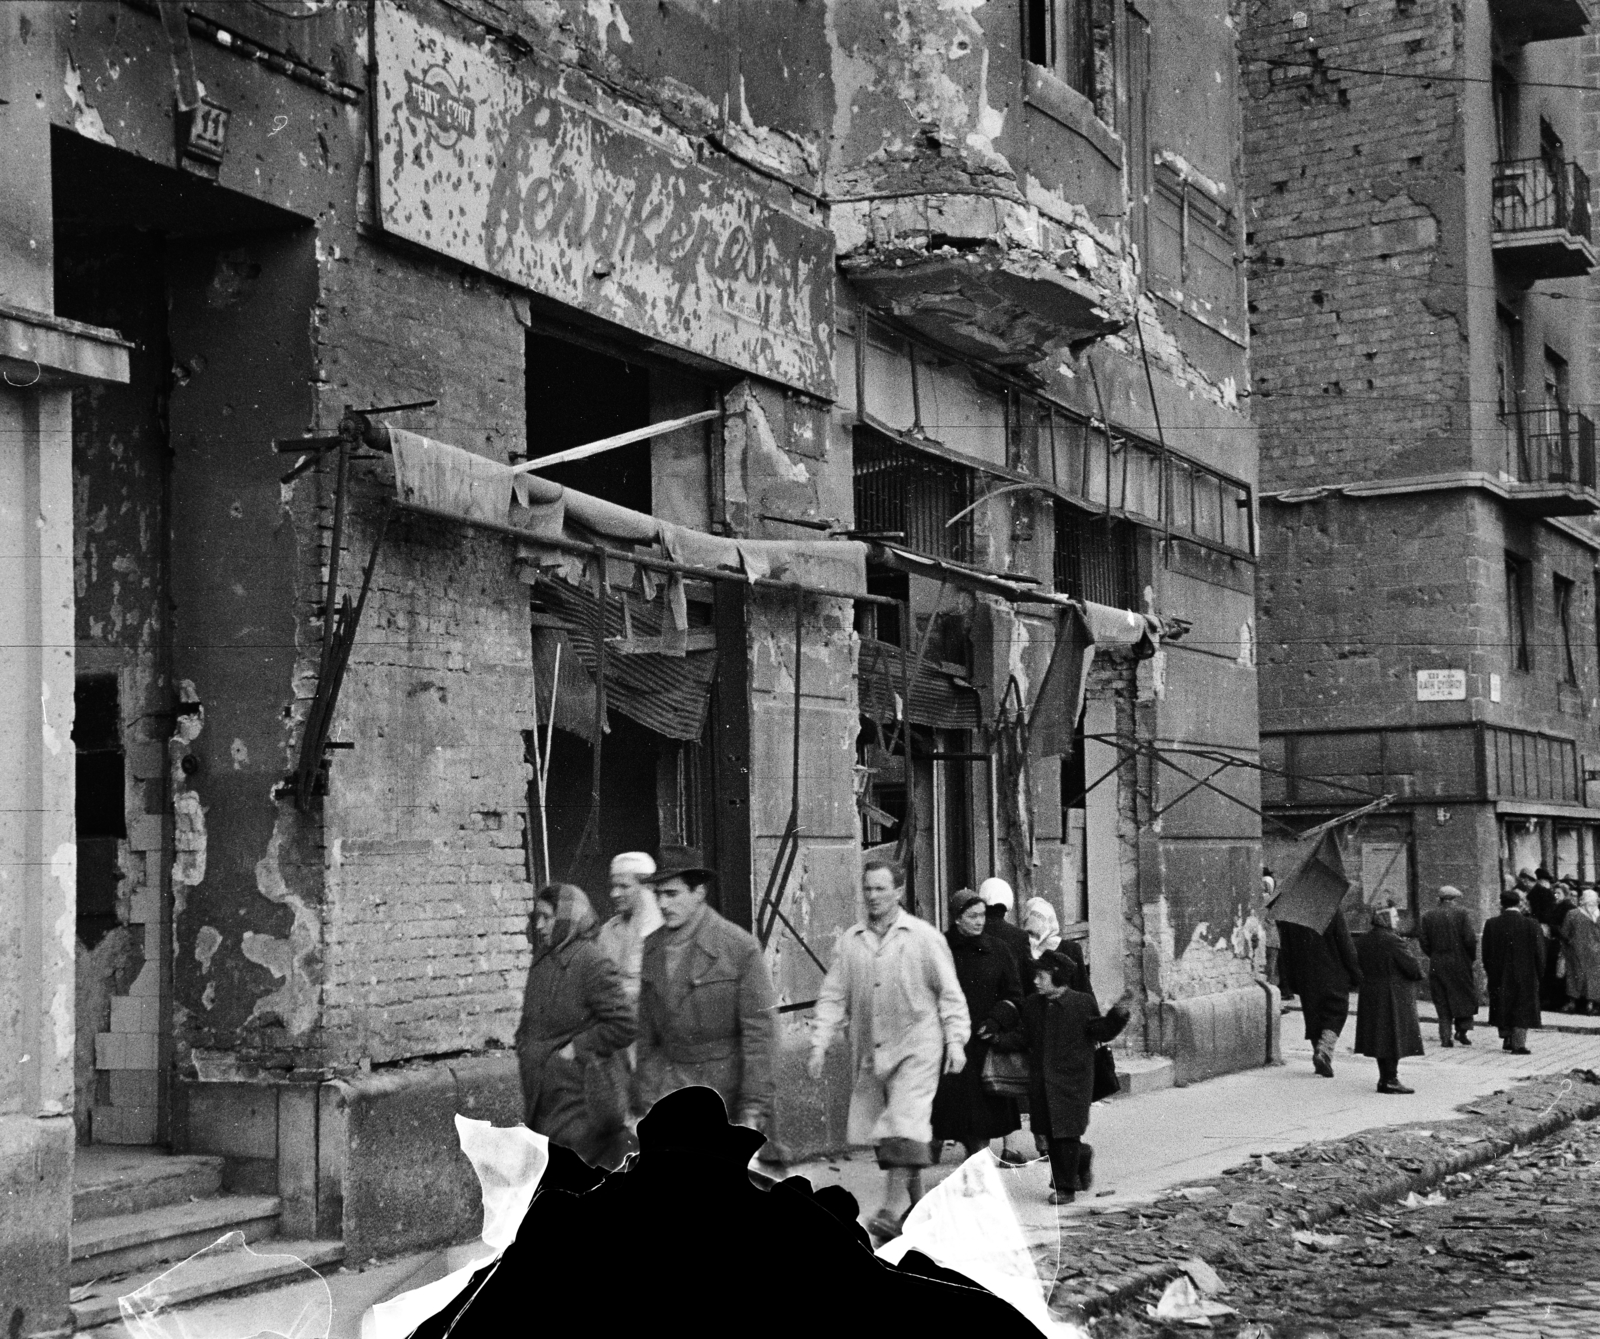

{"left": 857, "top": 638, "right": 981, "bottom": 731}
{"left": 532, "top": 578, "right": 717, "bottom": 741}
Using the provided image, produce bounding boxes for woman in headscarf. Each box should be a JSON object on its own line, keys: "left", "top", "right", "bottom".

{"left": 1560, "top": 888, "right": 1600, "bottom": 1015}
{"left": 1024, "top": 895, "right": 1088, "bottom": 987}
{"left": 515, "top": 884, "right": 637, "bottom": 1169}
{"left": 1024, "top": 897, "right": 1062, "bottom": 959}
{"left": 930, "top": 889, "right": 1023, "bottom": 1164}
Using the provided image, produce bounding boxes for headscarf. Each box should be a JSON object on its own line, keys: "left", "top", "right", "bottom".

{"left": 534, "top": 884, "right": 599, "bottom": 958}
{"left": 1582, "top": 889, "right": 1600, "bottom": 923}
{"left": 1023, "top": 896, "right": 1061, "bottom": 959}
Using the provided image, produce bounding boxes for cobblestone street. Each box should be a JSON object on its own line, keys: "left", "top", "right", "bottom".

{"left": 1076, "top": 1074, "right": 1600, "bottom": 1339}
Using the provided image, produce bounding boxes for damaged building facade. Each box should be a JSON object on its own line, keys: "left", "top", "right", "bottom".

{"left": 1245, "top": 1, "right": 1600, "bottom": 928}
{"left": 1, "top": 1, "right": 1263, "bottom": 1330}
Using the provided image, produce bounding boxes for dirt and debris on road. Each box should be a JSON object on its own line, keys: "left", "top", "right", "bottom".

{"left": 1040, "top": 1071, "right": 1600, "bottom": 1337}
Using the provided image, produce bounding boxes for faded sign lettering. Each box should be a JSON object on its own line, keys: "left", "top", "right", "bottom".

{"left": 374, "top": 1, "right": 834, "bottom": 397}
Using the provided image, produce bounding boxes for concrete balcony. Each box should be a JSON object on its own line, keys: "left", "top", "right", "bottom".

{"left": 1492, "top": 157, "right": 1598, "bottom": 284}
{"left": 834, "top": 194, "right": 1126, "bottom": 368}
{"left": 1503, "top": 406, "right": 1599, "bottom": 517}
{"left": 1490, "top": 0, "right": 1589, "bottom": 44}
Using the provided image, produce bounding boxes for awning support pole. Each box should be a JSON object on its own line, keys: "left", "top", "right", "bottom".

{"left": 292, "top": 490, "right": 390, "bottom": 811}
{"left": 566, "top": 548, "right": 609, "bottom": 877}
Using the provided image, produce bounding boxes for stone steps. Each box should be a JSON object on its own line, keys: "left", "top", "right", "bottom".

{"left": 70, "top": 1193, "right": 284, "bottom": 1285}
{"left": 70, "top": 1237, "right": 346, "bottom": 1332}
{"left": 72, "top": 1148, "right": 225, "bottom": 1224}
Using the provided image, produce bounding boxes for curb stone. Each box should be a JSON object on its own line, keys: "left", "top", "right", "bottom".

{"left": 1062, "top": 1080, "right": 1600, "bottom": 1322}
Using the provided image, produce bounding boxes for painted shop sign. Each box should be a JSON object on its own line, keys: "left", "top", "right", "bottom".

{"left": 1415, "top": 669, "right": 1466, "bottom": 702}
{"left": 373, "top": 1, "right": 834, "bottom": 398}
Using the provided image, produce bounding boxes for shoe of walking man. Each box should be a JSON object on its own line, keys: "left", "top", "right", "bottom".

{"left": 808, "top": 859, "right": 971, "bottom": 1244}
{"left": 1417, "top": 885, "right": 1480, "bottom": 1047}
{"left": 1482, "top": 888, "right": 1543, "bottom": 1055}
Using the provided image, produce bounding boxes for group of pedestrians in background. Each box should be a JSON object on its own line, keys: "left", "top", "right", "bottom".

{"left": 514, "top": 847, "right": 1123, "bottom": 1246}
{"left": 1271, "top": 861, "right": 1600, "bottom": 1094}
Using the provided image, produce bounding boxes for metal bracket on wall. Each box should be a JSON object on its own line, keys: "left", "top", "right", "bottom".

{"left": 277, "top": 401, "right": 432, "bottom": 809}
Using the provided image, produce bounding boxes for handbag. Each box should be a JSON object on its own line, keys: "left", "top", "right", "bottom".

{"left": 1091, "top": 1046, "right": 1120, "bottom": 1102}
{"left": 980, "top": 1045, "right": 1031, "bottom": 1097}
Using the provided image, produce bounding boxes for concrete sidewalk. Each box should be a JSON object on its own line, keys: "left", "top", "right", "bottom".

{"left": 85, "top": 1018, "right": 1600, "bottom": 1337}
{"left": 781, "top": 1019, "right": 1600, "bottom": 1246}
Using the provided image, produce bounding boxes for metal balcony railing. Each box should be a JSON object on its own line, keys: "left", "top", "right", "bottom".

{"left": 1505, "top": 405, "right": 1596, "bottom": 490}
{"left": 1493, "top": 157, "right": 1592, "bottom": 243}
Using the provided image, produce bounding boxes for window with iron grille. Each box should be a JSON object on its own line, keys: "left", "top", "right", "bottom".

{"left": 853, "top": 426, "right": 978, "bottom": 564}
{"left": 1054, "top": 502, "right": 1140, "bottom": 609}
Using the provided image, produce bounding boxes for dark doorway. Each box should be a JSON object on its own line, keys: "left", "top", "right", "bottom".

{"left": 529, "top": 714, "right": 664, "bottom": 916}
{"left": 525, "top": 331, "right": 653, "bottom": 511}
{"left": 75, "top": 675, "right": 125, "bottom": 950}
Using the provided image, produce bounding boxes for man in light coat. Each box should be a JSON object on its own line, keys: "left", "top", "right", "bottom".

{"left": 808, "top": 859, "right": 970, "bottom": 1242}
{"left": 636, "top": 847, "right": 776, "bottom": 1133}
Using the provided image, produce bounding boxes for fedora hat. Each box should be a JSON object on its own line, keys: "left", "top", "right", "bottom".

{"left": 636, "top": 1085, "right": 765, "bottom": 1162}
{"left": 647, "top": 845, "right": 716, "bottom": 887}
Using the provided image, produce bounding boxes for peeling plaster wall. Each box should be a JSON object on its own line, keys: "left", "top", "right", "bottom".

{"left": 56, "top": 230, "right": 173, "bottom": 1146}
{"left": 165, "top": 232, "right": 319, "bottom": 1072}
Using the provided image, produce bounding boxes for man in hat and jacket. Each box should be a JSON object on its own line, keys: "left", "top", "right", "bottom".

{"left": 1417, "top": 885, "right": 1479, "bottom": 1047}
{"left": 635, "top": 846, "right": 777, "bottom": 1133}
{"left": 1482, "top": 888, "right": 1543, "bottom": 1054}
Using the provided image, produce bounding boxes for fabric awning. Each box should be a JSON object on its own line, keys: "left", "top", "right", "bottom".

{"left": 532, "top": 575, "right": 718, "bottom": 742}
{"left": 857, "top": 638, "right": 981, "bottom": 732}
{"left": 388, "top": 425, "right": 867, "bottom": 598}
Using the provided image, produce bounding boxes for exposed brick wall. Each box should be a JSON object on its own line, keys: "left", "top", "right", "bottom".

{"left": 1259, "top": 491, "right": 1598, "bottom": 741}
{"left": 1242, "top": 0, "right": 1469, "bottom": 489}
{"left": 298, "top": 238, "right": 537, "bottom": 1070}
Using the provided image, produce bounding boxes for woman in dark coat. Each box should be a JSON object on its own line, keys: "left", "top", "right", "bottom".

{"left": 1482, "top": 888, "right": 1544, "bottom": 1053}
{"left": 515, "top": 883, "right": 636, "bottom": 1169}
{"left": 1006, "top": 949, "right": 1129, "bottom": 1206}
{"left": 1353, "top": 903, "right": 1425, "bottom": 1093}
{"left": 931, "top": 889, "right": 1023, "bottom": 1162}
{"left": 1276, "top": 905, "right": 1363, "bottom": 1079}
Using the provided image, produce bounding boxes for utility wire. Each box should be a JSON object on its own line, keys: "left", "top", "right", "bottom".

{"left": 1245, "top": 53, "right": 1600, "bottom": 95}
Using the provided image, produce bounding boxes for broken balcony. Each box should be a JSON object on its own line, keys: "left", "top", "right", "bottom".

{"left": 1492, "top": 157, "right": 1598, "bottom": 283}
{"left": 1489, "top": 0, "right": 1589, "bottom": 45}
{"left": 1503, "top": 405, "right": 1599, "bottom": 517}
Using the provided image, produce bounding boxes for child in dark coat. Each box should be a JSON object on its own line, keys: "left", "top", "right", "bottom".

{"left": 1000, "top": 949, "right": 1131, "bottom": 1205}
